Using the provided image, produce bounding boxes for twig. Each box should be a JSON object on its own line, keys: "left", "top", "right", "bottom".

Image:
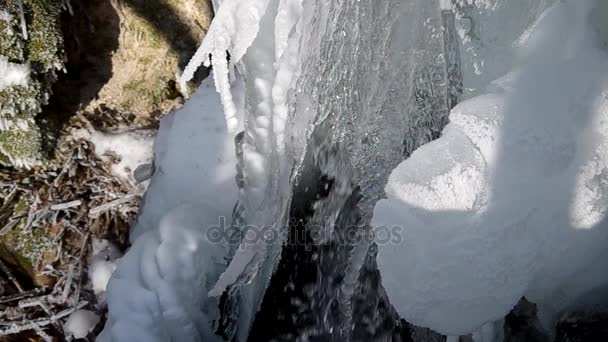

{"left": 32, "top": 322, "right": 52, "bottom": 342}
{"left": 0, "top": 288, "right": 45, "bottom": 304}
{"left": 50, "top": 200, "right": 82, "bottom": 211}
{"left": 0, "top": 219, "right": 21, "bottom": 235}
{"left": 72, "top": 233, "right": 89, "bottom": 305}
{"left": 88, "top": 194, "right": 137, "bottom": 218}
{"left": 0, "top": 186, "right": 17, "bottom": 216}
{"left": 62, "top": 265, "right": 74, "bottom": 303}
{"left": 0, "top": 301, "right": 87, "bottom": 335}
{"left": 16, "top": 0, "right": 27, "bottom": 40}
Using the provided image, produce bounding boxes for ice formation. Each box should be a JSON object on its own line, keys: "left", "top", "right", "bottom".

{"left": 64, "top": 310, "right": 100, "bottom": 339}
{"left": 180, "top": 0, "right": 306, "bottom": 338}
{"left": 100, "top": 0, "right": 608, "bottom": 340}
{"left": 440, "top": 0, "right": 557, "bottom": 98}
{"left": 372, "top": 0, "right": 608, "bottom": 336}
{"left": 98, "top": 75, "right": 238, "bottom": 342}
{"left": 89, "top": 239, "right": 122, "bottom": 297}
{"left": 0, "top": 56, "right": 29, "bottom": 91}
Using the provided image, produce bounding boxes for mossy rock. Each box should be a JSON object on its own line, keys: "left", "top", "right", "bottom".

{"left": 0, "top": 0, "right": 65, "bottom": 168}
{"left": 0, "top": 222, "right": 57, "bottom": 287}
{"left": 72, "top": 0, "right": 213, "bottom": 118}
{"left": 0, "top": 196, "right": 57, "bottom": 287}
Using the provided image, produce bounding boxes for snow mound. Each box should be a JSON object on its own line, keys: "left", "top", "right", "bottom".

{"left": 98, "top": 74, "right": 238, "bottom": 342}
{"left": 372, "top": 0, "right": 608, "bottom": 336}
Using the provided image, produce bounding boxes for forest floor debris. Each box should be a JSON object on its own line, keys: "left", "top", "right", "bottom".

{"left": 0, "top": 115, "right": 144, "bottom": 340}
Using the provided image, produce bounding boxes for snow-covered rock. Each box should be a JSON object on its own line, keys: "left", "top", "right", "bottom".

{"left": 372, "top": 0, "right": 608, "bottom": 336}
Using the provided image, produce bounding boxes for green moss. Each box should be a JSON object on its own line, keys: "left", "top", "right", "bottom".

{"left": 0, "top": 125, "right": 44, "bottom": 167}
{"left": 0, "top": 5, "right": 25, "bottom": 60}
{"left": 0, "top": 0, "right": 65, "bottom": 168}
{"left": 0, "top": 218, "right": 55, "bottom": 286}
{"left": 123, "top": 78, "right": 146, "bottom": 92}
{"left": 0, "top": 83, "right": 42, "bottom": 119}
{"left": 24, "top": 0, "right": 64, "bottom": 71}
{"left": 13, "top": 196, "right": 29, "bottom": 215}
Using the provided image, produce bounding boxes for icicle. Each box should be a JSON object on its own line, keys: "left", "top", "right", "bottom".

{"left": 17, "top": 0, "right": 27, "bottom": 40}
{"left": 179, "top": 0, "right": 272, "bottom": 136}
{"left": 63, "top": 0, "right": 74, "bottom": 16}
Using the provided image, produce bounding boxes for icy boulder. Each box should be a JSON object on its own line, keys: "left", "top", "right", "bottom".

{"left": 372, "top": 0, "right": 608, "bottom": 336}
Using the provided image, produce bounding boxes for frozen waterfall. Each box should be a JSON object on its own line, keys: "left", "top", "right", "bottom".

{"left": 99, "top": 0, "right": 608, "bottom": 341}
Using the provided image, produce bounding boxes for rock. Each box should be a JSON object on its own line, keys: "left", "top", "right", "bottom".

{"left": 0, "top": 222, "right": 57, "bottom": 287}
{"left": 0, "top": 0, "right": 214, "bottom": 169}
{"left": 0, "top": 194, "right": 57, "bottom": 287}
{"left": 555, "top": 310, "right": 608, "bottom": 342}
{"left": 0, "top": 0, "right": 65, "bottom": 168}
{"left": 503, "top": 298, "right": 550, "bottom": 342}
{"left": 56, "top": 0, "right": 214, "bottom": 125}
{"left": 133, "top": 162, "right": 154, "bottom": 183}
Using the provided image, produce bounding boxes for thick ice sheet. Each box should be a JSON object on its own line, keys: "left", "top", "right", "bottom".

{"left": 373, "top": 0, "right": 608, "bottom": 335}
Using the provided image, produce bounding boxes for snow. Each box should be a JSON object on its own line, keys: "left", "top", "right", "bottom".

{"left": 98, "top": 73, "right": 238, "bottom": 342}
{"left": 73, "top": 129, "right": 155, "bottom": 185}
{"left": 0, "top": 56, "right": 29, "bottom": 91}
{"left": 0, "top": 10, "right": 11, "bottom": 24}
{"left": 89, "top": 239, "right": 122, "bottom": 297}
{"left": 64, "top": 310, "right": 100, "bottom": 339}
{"left": 372, "top": 0, "right": 608, "bottom": 336}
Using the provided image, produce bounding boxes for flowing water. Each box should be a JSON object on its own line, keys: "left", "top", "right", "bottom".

{"left": 249, "top": 0, "right": 454, "bottom": 340}
{"left": 217, "top": 0, "right": 555, "bottom": 340}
